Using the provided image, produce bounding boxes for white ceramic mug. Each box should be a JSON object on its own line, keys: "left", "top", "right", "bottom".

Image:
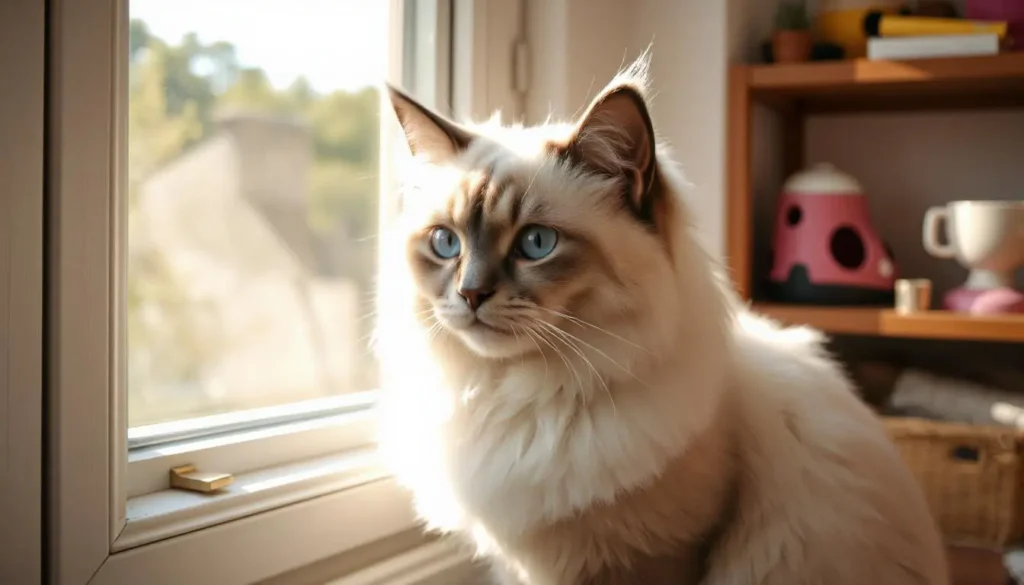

{"left": 922, "top": 200, "right": 1024, "bottom": 289}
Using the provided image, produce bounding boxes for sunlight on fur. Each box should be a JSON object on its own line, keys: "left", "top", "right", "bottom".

{"left": 373, "top": 53, "right": 949, "bottom": 585}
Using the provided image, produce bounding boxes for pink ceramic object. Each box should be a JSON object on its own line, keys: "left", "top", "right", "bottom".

{"left": 944, "top": 286, "right": 1024, "bottom": 314}
{"left": 769, "top": 163, "right": 897, "bottom": 305}
{"left": 966, "top": 0, "right": 1024, "bottom": 50}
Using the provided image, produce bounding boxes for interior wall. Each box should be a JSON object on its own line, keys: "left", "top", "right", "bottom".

{"left": 525, "top": 0, "right": 631, "bottom": 122}
{"left": 807, "top": 110, "right": 1024, "bottom": 298}
{"left": 525, "top": 0, "right": 764, "bottom": 260}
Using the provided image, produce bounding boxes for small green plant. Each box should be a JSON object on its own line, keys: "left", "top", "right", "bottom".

{"left": 775, "top": 0, "right": 810, "bottom": 31}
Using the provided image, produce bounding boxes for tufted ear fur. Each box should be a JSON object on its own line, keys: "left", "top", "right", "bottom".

{"left": 386, "top": 84, "right": 475, "bottom": 163}
{"left": 562, "top": 62, "right": 659, "bottom": 222}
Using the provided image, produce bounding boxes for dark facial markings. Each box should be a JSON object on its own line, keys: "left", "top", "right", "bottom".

{"left": 416, "top": 169, "right": 562, "bottom": 307}
{"left": 458, "top": 182, "right": 512, "bottom": 304}
{"left": 409, "top": 240, "right": 457, "bottom": 299}
{"left": 411, "top": 163, "right": 629, "bottom": 311}
{"left": 465, "top": 192, "right": 486, "bottom": 239}
{"left": 509, "top": 190, "right": 524, "bottom": 227}
{"left": 527, "top": 251, "right": 582, "bottom": 284}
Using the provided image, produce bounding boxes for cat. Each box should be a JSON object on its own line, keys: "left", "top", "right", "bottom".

{"left": 374, "top": 54, "right": 949, "bottom": 585}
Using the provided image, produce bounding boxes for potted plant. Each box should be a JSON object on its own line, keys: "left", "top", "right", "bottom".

{"left": 773, "top": 1, "right": 813, "bottom": 63}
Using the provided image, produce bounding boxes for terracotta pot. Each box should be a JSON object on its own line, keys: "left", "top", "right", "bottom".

{"left": 772, "top": 29, "right": 813, "bottom": 63}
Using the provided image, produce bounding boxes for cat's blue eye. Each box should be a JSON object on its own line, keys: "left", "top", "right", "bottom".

{"left": 430, "top": 227, "right": 461, "bottom": 259}
{"left": 516, "top": 225, "right": 558, "bottom": 260}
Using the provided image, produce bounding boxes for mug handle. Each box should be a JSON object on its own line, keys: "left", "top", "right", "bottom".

{"left": 922, "top": 206, "right": 955, "bottom": 259}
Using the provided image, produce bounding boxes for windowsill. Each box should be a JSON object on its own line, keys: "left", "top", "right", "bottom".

{"left": 128, "top": 392, "right": 378, "bottom": 449}
{"left": 127, "top": 407, "right": 378, "bottom": 498}
{"left": 94, "top": 465, "right": 422, "bottom": 585}
{"left": 324, "top": 538, "right": 483, "bottom": 585}
{"left": 115, "top": 448, "right": 399, "bottom": 552}
{"left": 116, "top": 396, "right": 400, "bottom": 561}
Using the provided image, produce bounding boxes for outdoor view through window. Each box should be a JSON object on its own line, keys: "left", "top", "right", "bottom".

{"left": 127, "top": 0, "right": 388, "bottom": 426}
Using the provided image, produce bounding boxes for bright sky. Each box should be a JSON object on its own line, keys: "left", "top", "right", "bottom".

{"left": 131, "top": 0, "right": 389, "bottom": 92}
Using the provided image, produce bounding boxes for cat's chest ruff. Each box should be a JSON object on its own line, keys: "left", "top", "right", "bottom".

{"left": 441, "top": 369, "right": 682, "bottom": 538}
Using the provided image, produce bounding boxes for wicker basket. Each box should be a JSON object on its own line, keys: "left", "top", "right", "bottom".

{"left": 883, "top": 416, "right": 1024, "bottom": 550}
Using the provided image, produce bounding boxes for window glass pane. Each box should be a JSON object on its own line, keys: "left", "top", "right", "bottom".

{"left": 127, "top": 0, "right": 388, "bottom": 426}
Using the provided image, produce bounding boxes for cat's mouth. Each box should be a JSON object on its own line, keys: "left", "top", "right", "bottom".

{"left": 468, "top": 317, "right": 508, "bottom": 334}
{"left": 434, "top": 309, "right": 507, "bottom": 334}
{"left": 434, "top": 309, "right": 536, "bottom": 358}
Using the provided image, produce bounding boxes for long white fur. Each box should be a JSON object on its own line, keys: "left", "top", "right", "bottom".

{"left": 375, "top": 55, "right": 949, "bottom": 585}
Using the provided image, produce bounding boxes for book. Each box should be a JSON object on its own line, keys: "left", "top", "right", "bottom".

{"left": 867, "top": 34, "right": 1000, "bottom": 60}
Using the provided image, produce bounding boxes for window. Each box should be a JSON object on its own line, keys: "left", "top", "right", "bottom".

{"left": 0, "top": 1, "right": 45, "bottom": 582}
{"left": 42, "top": 0, "right": 531, "bottom": 581}
{"left": 118, "top": 0, "right": 426, "bottom": 507}
{"left": 47, "top": 0, "right": 524, "bottom": 580}
{"left": 125, "top": 0, "right": 387, "bottom": 430}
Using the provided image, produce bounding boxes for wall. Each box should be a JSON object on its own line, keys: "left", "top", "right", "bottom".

{"left": 629, "top": 0, "right": 732, "bottom": 257}
{"left": 525, "top": 0, "right": 631, "bottom": 123}
{"left": 807, "top": 110, "right": 1024, "bottom": 297}
{"left": 525, "top": 0, "right": 770, "bottom": 259}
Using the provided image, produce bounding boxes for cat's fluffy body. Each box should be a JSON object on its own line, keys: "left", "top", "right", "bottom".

{"left": 376, "top": 58, "right": 948, "bottom": 585}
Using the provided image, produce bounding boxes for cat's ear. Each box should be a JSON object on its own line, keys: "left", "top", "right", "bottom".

{"left": 563, "top": 67, "right": 658, "bottom": 218}
{"left": 386, "top": 84, "right": 474, "bottom": 163}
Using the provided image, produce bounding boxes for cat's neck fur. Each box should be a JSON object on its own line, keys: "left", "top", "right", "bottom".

{"left": 378, "top": 149, "right": 736, "bottom": 548}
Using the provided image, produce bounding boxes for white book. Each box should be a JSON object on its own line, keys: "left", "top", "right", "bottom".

{"left": 867, "top": 34, "right": 1000, "bottom": 60}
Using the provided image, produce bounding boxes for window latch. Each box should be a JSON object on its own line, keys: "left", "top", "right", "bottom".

{"left": 169, "top": 464, "right": 234, "bottom": 493}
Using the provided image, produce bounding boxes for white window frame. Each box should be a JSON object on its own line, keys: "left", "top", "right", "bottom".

{"left": 46, "top": 0, "right": 525, "bottom": 583}
{"left": 0, "top": 0, "right": 44, "bottom": 584}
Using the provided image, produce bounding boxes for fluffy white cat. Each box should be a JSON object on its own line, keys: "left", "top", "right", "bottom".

{"left": 374, "top": 55, "right": 948, "bottom": 585}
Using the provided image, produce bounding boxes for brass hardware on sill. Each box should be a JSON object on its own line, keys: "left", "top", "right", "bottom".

{"left": 169, "top": 464, "right": 234, "bottom": 493}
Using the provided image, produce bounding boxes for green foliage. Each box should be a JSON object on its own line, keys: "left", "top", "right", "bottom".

{"left": 127, "top": 17, "right": 380, "bottom": 214}
{"left": 774, "top": 1, "right": 810, "bottom": 31}
{"left": 309, "top": 87, "right": 380, "bottom": 167}
{"left": 218, "top": 67, "right": 291, "bottom": 114}
{"left": 310, "top": 160, "right": 379, "bottom": 235}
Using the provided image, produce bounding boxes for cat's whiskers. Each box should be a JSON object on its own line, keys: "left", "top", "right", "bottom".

{"left": 521, "top": 160, "right": 545, "bottom": 201}
{"left": 360, "top": 307, "right": 436, "bottom": 345}
{"left": 513, "top": 322, "right": 549, "bottom": 385}
{"left": 531, "top": 318, "right": 614, "bottom": 413}
{"left": 362, "top": 306, "right": 435, "bottom": 325}
{"left": 542, "top": 322, "right": 616, "bottom": 415}
{"left": 424, "top": 316, "right": 447, "bottom": 344}
{"left": 536, "top": 306, "right": 652, "bottom": 355}
{"left": 535, "top": 316, "right": 648, "bottom": 389}
{"left": 508, "top": 323, "right": 526, "bottom": 368}
{"left": 523, "top": 320, "right": 584, "bottom": 400}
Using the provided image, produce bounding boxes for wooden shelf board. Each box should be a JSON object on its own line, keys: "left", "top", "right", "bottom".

{"left": 753, "top": 303, "right": 1024, "bottom": 343}
{"left": 737, "top": 52, "right": 1024, "bottom": 113}
{"left": 752, "top": 304, "right": 884, "bottom": 335}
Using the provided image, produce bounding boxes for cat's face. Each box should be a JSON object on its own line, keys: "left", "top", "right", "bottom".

{"left": 387, "top": 66, "right": 680, "bottom": 360}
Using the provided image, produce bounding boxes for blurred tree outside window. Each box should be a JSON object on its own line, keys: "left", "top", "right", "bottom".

{"left": 127, "top": 18, "right": 382, "bottom": 426}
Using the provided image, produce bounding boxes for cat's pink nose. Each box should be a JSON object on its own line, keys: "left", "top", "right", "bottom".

{"left": 458, "top": 287, "right": 494, "bottom": 311}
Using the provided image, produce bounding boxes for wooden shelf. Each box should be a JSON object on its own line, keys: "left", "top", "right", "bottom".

{"left": 727, "top": 53, "right": 1024, "bottom": 338}
{"left": 736, "top": 52, "right": 1024, "bottom": 113}
{"left": 753, "top": 303, "right": 1024, "bottom": 343}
